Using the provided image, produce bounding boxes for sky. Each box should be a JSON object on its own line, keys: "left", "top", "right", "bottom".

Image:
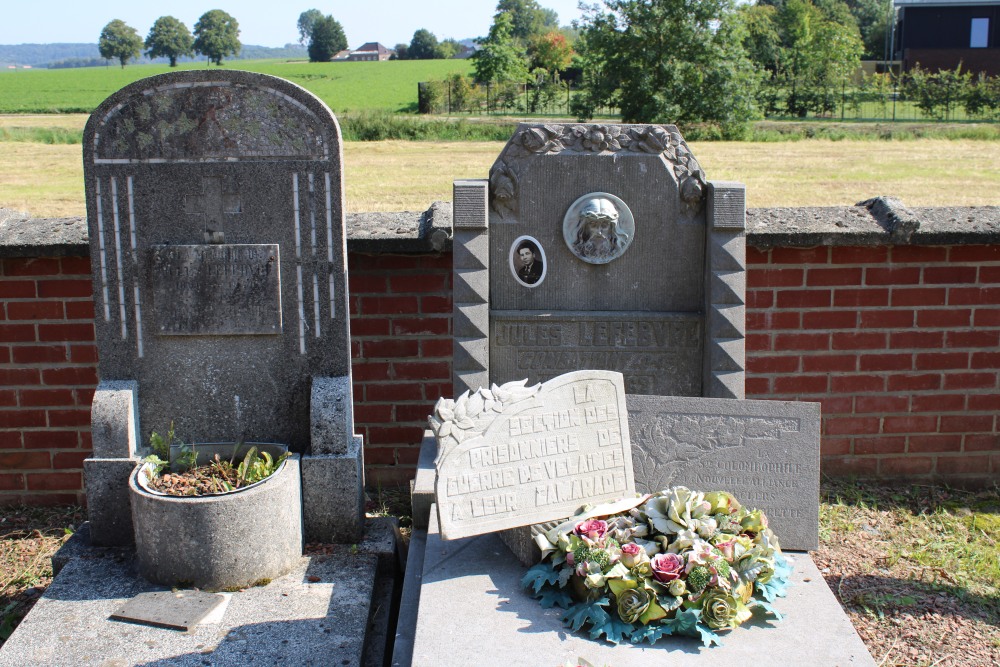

{"left": 0, "top": 1, "right": 589, "bottom": 48}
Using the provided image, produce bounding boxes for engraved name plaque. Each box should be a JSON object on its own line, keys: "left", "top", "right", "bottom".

{"left": 151, "top": 244, "right": 281, "bottom": 336}
{"left": 432, "top": 370, "right": 635, "bottom": 540}
{"left": 627, "top": 394, "right": 821, "bottom": 551}
{"left": 491, "top": 312, "right": 703, "bottom": 396}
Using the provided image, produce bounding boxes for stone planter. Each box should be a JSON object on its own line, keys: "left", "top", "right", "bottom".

{"left": 129, "top": 443, "right": 303, "bottom": 590}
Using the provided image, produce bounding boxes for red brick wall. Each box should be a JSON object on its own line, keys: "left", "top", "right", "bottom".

{"left": 2, "top": 243, "right": 999, "bottom": 503}
{"left": 348, "top": 253, "right": 453, "bottom": 487}
{"left": 0, "top": 256, "right": 97, "bottom": 505}
{"left": 747, "top": 244, "right": 1000, "bottom": 486}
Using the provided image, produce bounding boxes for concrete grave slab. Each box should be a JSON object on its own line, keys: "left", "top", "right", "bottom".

{"left": 628, "top": 394, "right": 821, "bottom": 551}
{"left": 431, "top": 370, "right": 634, "bottom": 540}
{"left": 0, "top": 517, "right": 401, "bottom": 667}
{"left": 403, "top": 506, "right": 874, "bottom": 667}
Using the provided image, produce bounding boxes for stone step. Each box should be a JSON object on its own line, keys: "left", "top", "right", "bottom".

{"left": 0, "top": 519, "right": 401, "bottom": 667}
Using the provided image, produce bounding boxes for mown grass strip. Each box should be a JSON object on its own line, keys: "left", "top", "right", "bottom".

{"left": 0, "top": 59, "right": 473, "bottom": 115}
{"left": 0, "top": 127, "right": 82, "bottom": 144}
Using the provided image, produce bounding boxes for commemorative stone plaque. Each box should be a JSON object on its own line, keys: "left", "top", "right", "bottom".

{"left": 627, "top": 394, "right": 821, "bottom": 551}
{"left": 431, "top": 370, "right": 635, "bottom": 540}
{"left": 150, "top": 244, "right": 281, "bottom": 335}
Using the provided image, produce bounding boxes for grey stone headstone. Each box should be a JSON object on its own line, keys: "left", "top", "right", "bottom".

{"left": 83, "top": 70, "right": 363, "bottom": 547}
{"left": 432, "top": 370, "right": 634, "bottom": 540}
{"left": 451, "top": 124, "right": 746, "bottom": 401}
{"left": 627, "top": 394, "right": 821, "bottom": 551}
{"left": 83, "top": 69, "right": 351, "bottom": 451}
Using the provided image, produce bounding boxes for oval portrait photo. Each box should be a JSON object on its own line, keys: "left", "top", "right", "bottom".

{"left": 510, "top": 236, "right": 547, "bottom": 288}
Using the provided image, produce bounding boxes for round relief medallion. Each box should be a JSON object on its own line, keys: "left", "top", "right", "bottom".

{"left": 562, "top": 193, "right": 635, "bottom": 265}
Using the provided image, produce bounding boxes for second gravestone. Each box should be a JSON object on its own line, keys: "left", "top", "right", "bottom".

{"left": 83, "top": 70, "right": 363, "bottom": 547}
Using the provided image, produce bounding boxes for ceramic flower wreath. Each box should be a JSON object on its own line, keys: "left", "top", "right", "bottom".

{"left": 522, "top": 486, "right": 792, "bottom": 647}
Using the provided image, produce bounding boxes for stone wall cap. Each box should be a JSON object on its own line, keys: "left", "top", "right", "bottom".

{"left": 0, "top": 210, "right": 88, "bottom": 258}
{"left": 3, "top": 199, "right": 998, "bottom": 258}
{"left": 747, "top": 197, "right": 1000, "bottom": 248}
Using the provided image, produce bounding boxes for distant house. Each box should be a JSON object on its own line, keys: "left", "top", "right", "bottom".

{"left": 894, "top": 0, "right": 1000, "bottom": 74}
{"left": 331, "top": 49, "right": 352, "bottom": 61}
{"left": 347, "top": 43, "right": 394, "bottom": 62}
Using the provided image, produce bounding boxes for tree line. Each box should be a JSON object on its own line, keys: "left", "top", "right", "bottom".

{"left": 98, "top": 11, "right": 240, "bottom": 68}
{"left": 420, "top": 0, "right": 996, "bottom": 132}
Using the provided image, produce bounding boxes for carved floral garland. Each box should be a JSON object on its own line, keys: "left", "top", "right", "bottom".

{"left": 490, "top": 124, "right": 708, "bottom": 218}
{"left": 430, "top": 380, "right": 541, "bottom": 465}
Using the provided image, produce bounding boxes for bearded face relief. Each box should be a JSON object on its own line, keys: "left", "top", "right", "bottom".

{"left": 562, "top": 193, "right": 635, "bottom": 265}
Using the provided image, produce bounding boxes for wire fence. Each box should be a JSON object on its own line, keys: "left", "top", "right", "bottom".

{"left": 418, "top": 79, "right": 998, "bottom": 123}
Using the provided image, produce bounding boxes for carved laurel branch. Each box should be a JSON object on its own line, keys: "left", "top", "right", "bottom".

{"left": 489, "top": 124, "right": 708, "bottom": 217}
{"left": 430, "top": 379, "right": 542, "bottom": 465}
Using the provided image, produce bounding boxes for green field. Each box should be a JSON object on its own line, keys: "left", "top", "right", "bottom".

{"left": 0, "top": 59, "right": 474, "bottom": 114}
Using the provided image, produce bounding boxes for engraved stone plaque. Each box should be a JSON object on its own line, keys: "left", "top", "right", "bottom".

{"left": 432, "top": 370, "right": 635, "bottom": 540}
{"left": 491, "top": 312, "right": 703, "bottom": 396}
{"left": 627, "top": 394, "right": 821, "bottom": 550}
{"left": 110, "top": 590, "right": 227, "bottom": 630}
{"left": 151, "top": 244, "right": 281, "bottom": 335}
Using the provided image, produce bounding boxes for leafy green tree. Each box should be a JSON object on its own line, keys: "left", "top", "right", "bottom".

{"left": 144, "top": 16, "right": 194, "bottom": 67}
{"left": 965, "top": 73, "right": 1000, "bottom": 120}
{"left": 843, "top": 0, "right": 893, "bottom": 59}
{"left": 777, "top": 0, "right": 863, "bottom": 115}
{"left": 438, "top": 38, "right": 463, "bottom": 59}
{"left": 308, "top": 15, "right": 348, "bottom": 62}
{"left": 474, "top": 12, "right": 530, "bottom": 83}
{"left": 392, "top": 43, "right": 409, "bottom": 60}
{"left": 297, "top": 9, "right": 324, "bottom": 46}
{"left": 98, "top": 19, "right": 143, "bottom": 68}
{"left": 529, "top": 30, "right": 573, "bottom": 76}
{"left": 903, "top": 65, "right": 972, "bottom": 120}
{"left": 495, "top": 0, "right": 559, "bottom": 42}
{"left": 408, "top": 29, "right": 442, "bottom": 59}
{"left": 573, "top": 0, "right": 761, "bottom": 132}
{"left": 193, "top": 9, "right": 241, "bottom": 66}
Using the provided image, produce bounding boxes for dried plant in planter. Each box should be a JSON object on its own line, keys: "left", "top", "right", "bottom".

{"left": 141, "top": 424, "right": 289, "bottom": 497}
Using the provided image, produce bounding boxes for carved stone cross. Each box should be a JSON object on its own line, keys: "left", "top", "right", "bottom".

{"left": 184, "top": 177, "right": 242, "bottom": 244}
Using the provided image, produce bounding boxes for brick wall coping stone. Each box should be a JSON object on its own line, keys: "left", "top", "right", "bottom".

{"left": 3, "top": 197, "right": 998, "bottom": 259}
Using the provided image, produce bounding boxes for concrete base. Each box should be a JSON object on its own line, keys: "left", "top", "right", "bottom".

{"left": 0, "top": 518, "right": 400, "bottom": 667}
{"left": 301, "top": 437, "right": 365, "bottom": 543}
{"left": 396, "top": 505, "right": 875, "bottom": 667}
{"left": 409, "top": 431, "right": 436, "bottom": 530}
{"left": 83, "top": 457, "right": 138, "bottom": 547}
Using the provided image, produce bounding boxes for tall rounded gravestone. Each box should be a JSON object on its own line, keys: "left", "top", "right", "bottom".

{"left": 82, "top": 69, "right": 360, "bottom": 584}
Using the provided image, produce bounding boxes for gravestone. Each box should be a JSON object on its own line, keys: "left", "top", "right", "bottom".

{"left": 449, "top": 124, "right": 749, "bottom": 562}
{"left": 452, "top": 124, "right": 747, "bottom": 401}
{"left": 82, "top": 69, "right": 363, "bottom": 547}
{"left": 628, "top": 394, "right": 820, "bottom": 550}
{"left": 431, "top": 370, "right": 634, "bottom": 539}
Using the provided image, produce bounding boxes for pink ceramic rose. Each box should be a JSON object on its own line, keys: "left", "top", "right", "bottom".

{"left": 650, "top": 553, "right": 685, "bottom": 583}
{"left": 574, "top": 519, "right": 608, "bottom": 542}
{"left": 619, "top": 542, "right": 645, "bottom": 568}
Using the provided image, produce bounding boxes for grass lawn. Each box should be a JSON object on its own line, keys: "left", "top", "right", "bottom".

{"left": 0, "top": 60, "right": 473, "bottom": 114}
{"left": 1, "top": 133, "right": 997, "bottom": 217}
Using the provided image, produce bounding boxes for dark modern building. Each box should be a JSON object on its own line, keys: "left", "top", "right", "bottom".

{"left": 895, "top": 0, "right": 1000, "bottom": 74}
